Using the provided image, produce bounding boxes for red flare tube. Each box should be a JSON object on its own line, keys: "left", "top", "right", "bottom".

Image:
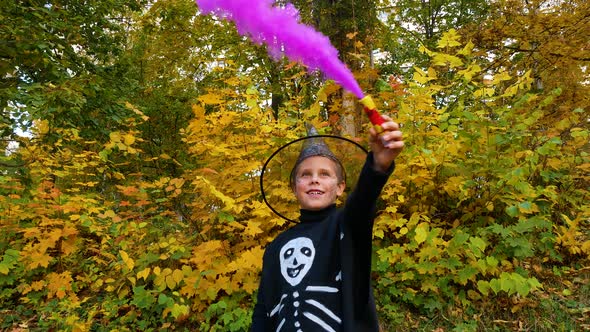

{"left": 359, "top": 96, "right": 385, "bottom": 133}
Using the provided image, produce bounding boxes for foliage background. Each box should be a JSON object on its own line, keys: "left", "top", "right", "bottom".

{"left": 1, "top": 0, "right": 589, "bottom": 331}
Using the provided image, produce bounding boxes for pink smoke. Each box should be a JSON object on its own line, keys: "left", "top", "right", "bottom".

{"left": 196, "top": 0, "right": 365, "bottom": 99}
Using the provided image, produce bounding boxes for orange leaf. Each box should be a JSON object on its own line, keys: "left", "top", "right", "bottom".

{"left": 200, "top": 168, "right": 219, "bottom": 175}
{"left": 27, "top": 250, "right": 52, "bottom": 269}
{"left": 60, "top": 236, "right": 78, "bottom": 256}
{"left": 46, "top": 271, "right": 73, "bottom": 299}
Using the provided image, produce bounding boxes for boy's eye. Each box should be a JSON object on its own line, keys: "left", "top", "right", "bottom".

{"left": 320, "top": 171, "right": 331, "bottom": 177}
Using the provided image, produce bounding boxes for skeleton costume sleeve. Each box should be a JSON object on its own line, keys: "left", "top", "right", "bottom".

{"left": 252, "top": 152, "right": 394, "bottom": 332}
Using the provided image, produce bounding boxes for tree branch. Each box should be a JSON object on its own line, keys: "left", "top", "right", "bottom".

{"left": 504, "top": 46, "right": 590, "bottom": 62}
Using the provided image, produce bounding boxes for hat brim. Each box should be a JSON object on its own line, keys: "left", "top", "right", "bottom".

{"left": 260, "top": 135, "right": 368, "bottom": 223}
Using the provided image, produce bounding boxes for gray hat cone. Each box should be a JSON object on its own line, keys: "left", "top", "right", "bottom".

{"left": 289, "top": 123, "right": 345, "bottom": 187}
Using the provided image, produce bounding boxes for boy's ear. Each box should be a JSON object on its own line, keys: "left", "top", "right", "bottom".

{"left": 336, "top": 181, "right": 345, "bottom": 196}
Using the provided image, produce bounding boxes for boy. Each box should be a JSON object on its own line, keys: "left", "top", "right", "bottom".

{"left": 252, "top": 116, "right": 404, "bottom": 331}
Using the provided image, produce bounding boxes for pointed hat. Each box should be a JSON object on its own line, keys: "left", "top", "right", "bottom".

{"left": 289, "top": 123, "right": 344, "bottom": 187}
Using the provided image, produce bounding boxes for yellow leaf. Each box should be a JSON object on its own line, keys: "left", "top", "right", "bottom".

{"left": 169, "top": 178, "right": 185, "bottom": 188}
{"left": 224, "top": 76, "right": 241, "bottom": 86}
{"left": 194, "top": 176, "right": 236, "bottom": 211}
{"left": 437, "top": 29, "right": 462, "bottom": 48}
{"left": 109, "top": 132, "right": 122, "bottom": 143}
{"left": 172, "top": 269, "right": 184, "bottom": 284}
{"left": 501, "top": 84, "right": 518, "bottom": 97}
{"left": 397, "top": 226, "right": 408, "bottom": 235}
{"left": 35, "top": 119, "right": 50, "bottom": 135}
{"left": 37, "top": 229, "right": 61, "bottom": 252}
{"left": 428, "top": 67, "right": 437, "bottom": 79}
{"left": 414, "top": 222, "right": 429, "bottom": 244}
{"left": 137, "top": 267, "right": 151, "bottom": 281}
{"left": 231, "top": 246, "right": 264, "bottom": 272}
{"left": 119, "top": 250, "right": 135, "bottom": 270}
{"left": 419, "top": 45, "right": 434, "bottom": 56}
{"left": 197, "top": 93, "right": 224, "bottom": 105}
{"left": 458, "top": 40, "right": 475, "bottom": 56}
{"left": 125, "top": 102, "right": 149, "bottom": 121}
{"left": 307, "top": 102, "right": 321, "bottom": 119}
{"left": 474, "top": 87, "right": 495, "bottom": 98}
{"left": 124, "top": 133, "right": 135, "bottom": 146}
{"left": 346, "top": 32, "right": 358, "bottom": 39}
{"left": 492, "top": 71, "right": 512, "bottom": 84}
{"left": 165, "top": 275, "right": 176, "bottom": 289}
{"left": 244, "top": 221, "right": 263, "bottom": 237}
{"left": 486, "top": 202, "right": 494, "bottom": 212}
{"left": 413, "top": 67, "right": 435, "bottom": 84}
{"left": 458, "top": 64, "right": 481, "bottom": 81}
{"left": 242, "top": 277, "right": 258, "bottom": 294}
{"left": 432, "top": 53, "right": 463, "bottom": 68}
{"left": 374, "top": 229, "right": 384, "bottom": 239}
{"left": 62, "top": 225, "right": 78, "bottom": 238}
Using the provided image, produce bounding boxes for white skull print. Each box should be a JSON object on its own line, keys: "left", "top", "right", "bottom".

{"left": 272, "top": 237, "right": 342, "bottom": 331}
{"left": 280, "top": 237, "right": 315, "bottom": 286}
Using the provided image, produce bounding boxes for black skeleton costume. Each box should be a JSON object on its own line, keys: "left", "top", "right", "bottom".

{"left": 252, "top": 151, "right": 394, "bottom": 332}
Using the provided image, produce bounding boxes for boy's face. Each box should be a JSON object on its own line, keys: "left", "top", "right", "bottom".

{"left": 293, "top": 156, "right": 345, "bottom": 211}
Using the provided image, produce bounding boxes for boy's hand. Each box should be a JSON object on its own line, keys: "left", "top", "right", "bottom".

{"left": 369, "top": 115, "right": 404, "bottom": 172}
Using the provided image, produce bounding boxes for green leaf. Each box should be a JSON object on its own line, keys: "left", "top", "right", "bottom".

{"left": 477, "top": 280, "right": 490, "bottom": 296}
{"left": 487, "top": 223, "right": 511, "bottom": 237}
{"left": 489, "top": 278, "right": 501, "bottom": 294}
{"left": 506, "top": 205, "right": 519, "bottom": 217}
{"left": 131, "top": 286, "right": 156, "bottom": 309}
{"left": 486, "top": 256, "right": 499, "bottom": 268}
{"left": 499, "top": 273, "right": 516, "bottom": 294}
{"left": 457, "top": 266, "right": 478, "bottom": 285}
{"left": 451, "top": 231, "right": 470, "bottom": 246}
{"left": 158, "top": 293, "right": 173, "bottom": 306}
{"left": 98, "top": 149, "right": 110, "bottom": 161}
{"left": 0, "top": 250, "right": 20, "bottom": 275}
{"left": 468, "top": 237, "right": 487, "bottom": 255}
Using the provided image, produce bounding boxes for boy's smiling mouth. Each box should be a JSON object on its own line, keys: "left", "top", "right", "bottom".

{"left": 307, "top": 190, "right": 324, "bottom": 196}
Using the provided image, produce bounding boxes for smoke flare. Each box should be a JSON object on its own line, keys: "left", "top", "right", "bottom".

{"left": 196, "top": 0, "right": 364, "bottom": 99}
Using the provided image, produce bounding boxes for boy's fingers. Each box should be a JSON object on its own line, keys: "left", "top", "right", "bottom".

{"left": 381, "top": 114, "right": 393, "bottom": 121}
{"left": 386, "top": 140, "right": 404, "bottom": 149}
{"left": 381, "top": 120, "right": 400, "bottom": 132}
{"left": 382, "top": 130, "right": 403, "bottom": 142}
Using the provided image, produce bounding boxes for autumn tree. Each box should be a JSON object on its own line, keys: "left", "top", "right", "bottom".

{"left": 377, "top": 0, "right": 490, "bottom": 75}
{"left": 465, "top": 0, "right": 590, "bottom": 127}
